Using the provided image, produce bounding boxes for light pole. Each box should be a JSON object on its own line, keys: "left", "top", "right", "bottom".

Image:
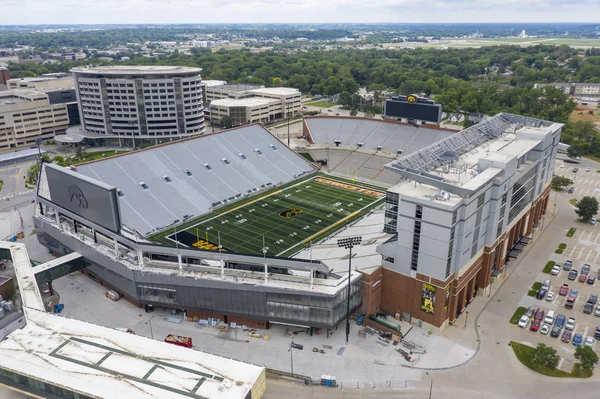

{"left": 145, "top": 315, "right": 155, "bottom": 339}
{"left": 426, "top": 372, "right": 433, "bottom": 399}
{"left": 337, "top": 236, "right": 362, "bottom": 343}
{"left": 35, "top": 137, "right": 42, "bottom": 185}
{"left": 464, "top": 310, "right": 469, "bottom": 328}
{"left": 288, "top": 342, "right": 295, "bottom": 377}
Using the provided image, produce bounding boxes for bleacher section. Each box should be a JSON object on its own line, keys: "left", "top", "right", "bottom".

{"left": 76, "top": 124, "right": 315, "bottom": 236}
{"left": 304, "top": 117, "right": 456, "bottom": 154}
{"left": 302, "top": 117, "right": 458, "bottom": 186}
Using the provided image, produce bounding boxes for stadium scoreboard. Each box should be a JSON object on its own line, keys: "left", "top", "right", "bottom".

{"left": 384, "top": 95, "right": 442, "bottom": 124}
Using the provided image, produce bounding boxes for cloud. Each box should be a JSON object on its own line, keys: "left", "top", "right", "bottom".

{"left": 1, "top": 0, "right": 599, "bottom": 24}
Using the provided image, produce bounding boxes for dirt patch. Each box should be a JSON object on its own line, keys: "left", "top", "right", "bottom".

{"left": 570, "top": 105, "right": 600, "bottom": 124}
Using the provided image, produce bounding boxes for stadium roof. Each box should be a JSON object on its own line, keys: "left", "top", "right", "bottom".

{"left": 71, "top": 66, "right": 202, "bottom": 75}
{"left": 210, "top": 97, "right": 278, "bottom": 108}
{"left": 0, "top": 241, "right": 265, "bottom": 399}
{"left": 304, "top": 116, "right": 458, "bottom": 156}
{"left": 74, "top": 124, "right": 315, "bottom": 236}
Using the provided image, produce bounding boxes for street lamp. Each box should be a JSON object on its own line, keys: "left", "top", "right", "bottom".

{"left": 425, "top": 372, "right": 433, "bottom": 399}
{"left": 337, "top": 236, "right": 362, "bottom": 344}
{"left": 464, "top": 310, "right": 469, "bottom": 328}
{"left": 288, "top": 342, "right": 295, "bottom": 377}
{"left": 145, "top": 315, "right": 155, "bottom": 339}
{"left": 35, "top": 137, "right": 42, "bottom": 185}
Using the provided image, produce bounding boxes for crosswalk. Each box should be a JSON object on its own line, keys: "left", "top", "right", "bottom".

{"left": 0, "top": 190, "right": 34, "bottom": 201}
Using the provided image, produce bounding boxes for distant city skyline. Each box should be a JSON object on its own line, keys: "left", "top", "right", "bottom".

{"left": 0, "top": 0, "right": 599, "bottom": 25}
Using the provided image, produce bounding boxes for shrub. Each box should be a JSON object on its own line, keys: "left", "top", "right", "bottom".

{"left": 567, "top": 228, "right": 576, "bottom": 237}
{"left": 558, "top": 243, "right": 567, "bottom": 249}
{"left": 543, "top": 261, "right": 556, "bottom": 273}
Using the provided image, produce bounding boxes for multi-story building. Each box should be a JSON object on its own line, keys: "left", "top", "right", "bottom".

{"left": 374, "top": 114, "right": 563, "bottom": 330}
{"left": 0, "top": 67, "right": 9, "bottom": 86}
{"left": 71, "top": 66, "right": 205, "bottom": 147}
{"left": 534, "top": 82, "right": 600, "bottom": 98}
{"left": 0, "top": 89, "right": 69, "bottom": 150}
{"left": 204, "top": 85, "right": 301, "bottom": 126}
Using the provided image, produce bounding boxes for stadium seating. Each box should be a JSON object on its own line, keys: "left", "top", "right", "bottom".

{"left": 76, "top": 125, "right": 315, "bottom": 236}
{"left": 305, "top": 117, "right": 456, "bottom": 155}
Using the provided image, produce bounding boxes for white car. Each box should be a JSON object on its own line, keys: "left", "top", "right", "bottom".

{"left": 566, "top": 317, "right": 576, "bottom": 331}
{"left": 591, "top": 218, "right": 597, "bottom": 226}
{"left": 586, "top": 167, "right": 591, "bottom": 172}
{"left": 544, "top": 310, "right": 556, "bottom": 324}
{"left": 560, "top": 163, "right": 565, "bottom": 168}
{"left": 585, "top": 336, "right": 594, "bottom": 347}
{"left": 540, "top": 324, "right": 551, "bottom": 335}
{"left": 551, "top": 265, "right": 561, "bottom": 275}
{"left": 546, "top": 291, "right": 556, "bottom": 302}
{"left": 518, "top": 315, "right": 530, "bottom": 328}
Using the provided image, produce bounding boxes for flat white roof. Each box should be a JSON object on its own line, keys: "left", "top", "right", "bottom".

{"left": 0, "top": 241, "right": 265, "bottom": 399}
{"left": 71, "top": 66, "right": 202, "bottom": 75}
{"left": 210, "top": 97, "right": 278, "bottom": 108}
{"left": 202, "top": 80, "right": 227, "bottom": 87}
{"left": 249, "top": 87, "right": 300, "bottom": 96}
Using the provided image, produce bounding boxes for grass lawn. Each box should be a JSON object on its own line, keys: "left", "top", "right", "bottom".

{"left": 528, "top": 281, "right": 542, "bottom": 297}
{"left": 555, "top": 243, "right": 567, "bottom": 254}
{"left": 511, "top": 342, "right": 573, "bottom": 377}
{"left": 567, "top": 228, "right": 576, "bottom": 237}
{"left": 569, "top": 198, "right": 578, "bottom": 206}
{"left": 0, "top": 180, "right": 3, "bottom": 193}
{"left": 543, "top": 261, "right": 556, "bottom": 274}
{"left": 511, "top": 342, "right": 593, "bottom": 378}
{"left": 305, "top": 100, "right": 336, "bottom": 108}
{"left": 74, "top": 150, "right": 130, "bottom": 165}
{"left": 151, "top": 174, "right": 385, "bottom": 257}
{"left": 510, "top": 307, "right": 527, "bottom": 324}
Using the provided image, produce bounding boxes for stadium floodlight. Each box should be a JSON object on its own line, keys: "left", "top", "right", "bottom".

{"left": 337, "top": 236, "right": 362, "bottom": 343}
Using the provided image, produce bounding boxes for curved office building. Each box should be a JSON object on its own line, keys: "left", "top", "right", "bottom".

{"left": 71, "top": 66, "right": 205, "bottom": 145}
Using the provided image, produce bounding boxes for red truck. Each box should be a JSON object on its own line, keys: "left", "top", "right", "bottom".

{"left": 164, "top": 334, "right": 193, "bottom": 348}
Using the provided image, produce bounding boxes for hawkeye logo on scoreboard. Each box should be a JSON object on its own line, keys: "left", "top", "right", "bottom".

{"left": 279, "top": 208, "right": 303, "bottom": 218}
{"left": 406, "top": 94, "right": 419, "bottom": 104}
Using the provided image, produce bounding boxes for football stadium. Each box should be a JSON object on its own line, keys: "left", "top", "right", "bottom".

{"left": 32, "top": 112, "right": 563, "bottom": 335}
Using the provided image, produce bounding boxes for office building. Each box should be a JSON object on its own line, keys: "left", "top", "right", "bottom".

{"left": 534, "top": 82, "right": 600, "bottom": 98}
{"left": 71, "top": 66, "right": 205, "bottom": 147}
{"left": 0, "top": 89, "right": 69, "bottom": 150}
{"left": 204, "top": 85, "right": 301, "bottom": 126}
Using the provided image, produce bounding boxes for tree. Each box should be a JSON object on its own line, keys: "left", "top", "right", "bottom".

{"left": 349, "top": 109, "right": 358, "bottom": 117}
{"left": 551, "top": 175, "right": 573, "bottom": 191}
{"left": 75, "top": 146, "right": 83, "bottom": 159}
{"left": 567, "top": 146, "right": 581, "bottom": 159}
{"left": 271, "top": 77, "right": 284, "bottom": 87}
{"left": 220, "top": 116, "right": 233, "bottom": 129}
{"left": 575, "top": 196, "right": 599, "bottom": 222}
{"left": 532, "top": 343, "right": 559, "bottom": 369}
{"left": 575, "top": 346, "right": 599, "bottom": 370}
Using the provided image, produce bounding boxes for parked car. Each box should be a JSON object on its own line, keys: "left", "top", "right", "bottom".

{"left": 542, "top": 279, "right": 551, "bottom": 290}
{"left": 573, "top": 333, "right": 583, "bottom": 346}
{"left": 551, "top": 265, "right": 561, "bottom": 275}
{"left": 579, "top": 274, "right": 588, "bottom": 283}
{"left": 551, "top": 326, "right": 562, "bottom": 338}
{"left": 540, "top": 324, "right": 551, "bottom": 335}
{"left": 595, "top": 305, "right": 600, "bottom": 317}
{"left": 544, "top": 310, "right": 556, "bottom": 325}
{"left": 555, "top": 314, "right": 566, "bottom": 328}
{"left": 586, "top": 167, "right": 591, "bottom": 172}
{"left": 584, "top": 302, "right": 593, "bottom": 314}
{"left": 568, "top": 269, "right": 578, "bottom": 280}
{"left": 546, "top": 291, "right": 556, "bottom": 302}
{"left": 589, "top": 294, "right": 598, "bottom": 305}
{"left": 525, "top": 306, "right": 535, "bottom": 318}
{"left": 568, "top": 187, "right": 575, "bottom": 194}
{"left": 573, "top": 168, "right": 579, "bottom": 173}
{"left": 563, "top": 260, "right": 573, "bottom": 271}
{"left": 582, "top": 264, "right": 591, "bottom": 275}
{"left": 591, "top": 218, "right": 597, "bottom": 226}
{"left": 530, "top": 319, "right": 541, "bottom": 332}
{"left": 535, "top": 308, "right": 545, "bottom": 321}
{"left": 595, "top": 327, "right": 600, "bottom": 340}
{"left": 562, "top": 330, "right": 572, "bottom": 343}
{"left": 518, "top": 315, "right": 530, "bottom": 328}
{"left": 536, "top": 287, "right": 548, "bottom": 299}
{"left": 598, "top": 269, "right": 600, "bottom": 279}
{"left": 566, "top": 317, "right": 576, "bottom": 331}
{"left": 585, "top": 336, "right": 594, "bottom": 347}
{"left": 588, "top": 276, "right": 596, "bottom": 285}
{"left": 559, "top": 284, "right": 569, "bottom": 296}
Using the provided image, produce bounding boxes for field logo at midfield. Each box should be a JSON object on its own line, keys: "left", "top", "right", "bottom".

{"left": 279, "top": 208, "right": 303, "bottom": 218}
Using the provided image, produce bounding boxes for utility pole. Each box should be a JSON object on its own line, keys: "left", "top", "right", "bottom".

{"left": 426, "top": 372, "right": 433, "bottom": 399}
{"left": 337, "top": 236, "right": 362, "bottom": 343}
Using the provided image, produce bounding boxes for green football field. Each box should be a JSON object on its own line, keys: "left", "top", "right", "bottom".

{"left": 165, "top": 176, "right": 384, "bottom": 257}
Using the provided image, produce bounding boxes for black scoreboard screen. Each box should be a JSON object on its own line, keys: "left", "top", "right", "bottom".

{"left": 384, "top": 95, "right": 442, "bottom": 124}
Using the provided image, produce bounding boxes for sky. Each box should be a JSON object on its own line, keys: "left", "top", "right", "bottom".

{"left": 1, "top": 0, "right": 600, "bottom": 25}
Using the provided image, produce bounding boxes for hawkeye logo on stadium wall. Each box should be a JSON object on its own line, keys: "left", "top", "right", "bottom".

{"left": 279, "top": 208, "right": 303, "bottom": 218}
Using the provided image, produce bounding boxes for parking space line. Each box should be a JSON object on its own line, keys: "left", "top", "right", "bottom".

{"left": 595, "top": 234, "right": 600, "bottom": 244}
{"left": 584, "top": 326, "right": 589, "bottom": 340}
{"left": 587, "top": 250, "right": 595, "bottom": 262}
{"left": 578, "top": 247, "right": 585, "bottom": 259}
{"left": 596, "top": 180, "right": 600, "bottom": 187}
{"left": 581, "top": 231, "right": 590, "bottom": 241}
{"left": 595, "top": 251, "right": 600, "bottom": 264}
